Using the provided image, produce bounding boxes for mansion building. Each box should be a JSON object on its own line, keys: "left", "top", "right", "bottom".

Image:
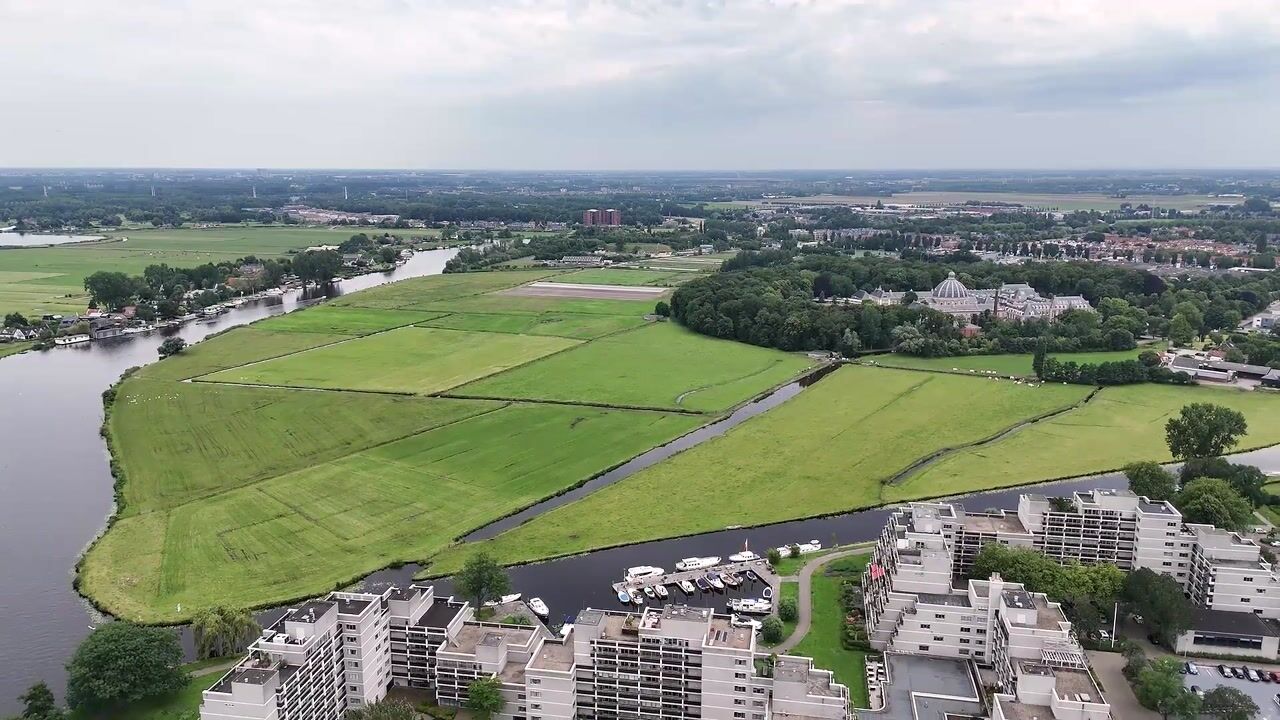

{"left": 849, "top": 272, "right": 1094, "bottom": 322}
{"left": 200, "top": 588, "right": 849, "bottom": 720}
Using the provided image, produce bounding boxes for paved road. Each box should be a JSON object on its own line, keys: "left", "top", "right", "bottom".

{"left": 774, "top": 546, "right": 871, "bottom": 653}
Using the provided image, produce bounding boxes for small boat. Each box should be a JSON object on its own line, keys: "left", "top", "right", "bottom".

{"left": 654, "top": 584, "right": 669, "bottom": 599}
{"left": 618, "top": 590, "right": 632, "bottom": 603}
{"left": 643, "top": 586, "right": 656, "bottom": 599}
{"left": 706, "top": 574, "right": 725, "bottom": 591}
{"left": 745, "top": 570, "right": 760, "bottom": 583}
{"left": 54, "top": 334, "right": 90, "bottom": 346}
{"left": 762, "top": 586, "right": 774, "bottom": 600}
{"left": 527, "top": 598, "right": 549, "bottom": 617}
{"left": 482, "top": 593, "right": 522, "bottom": 608}
{"left": 721, "top": 572, "right": 740, "bottom": 588}
{"left": 630, "top": 590, "right": 645, "bottom": 605}
{"left": 731, "top": 615, "right": 762, "bottom": 630}
{"left": 695, "top": 577, "right": 710, "bottom": 592}
{"left": 775, "top": 540, "right": 823, "bottom": 557}
{"left": 728, "top": 598, "right": 772, "bottom": 615}
{"left": 676, "top": 556, "right": 721, "bottom": 572}
{"left": 728, "top": 550, "right": 760, "bottom": 563}
{"left": 679, "top": 580, "right": 696, "bottom": 594}
{"left": 625, "top": 566, "right": 665, "bottom": 582}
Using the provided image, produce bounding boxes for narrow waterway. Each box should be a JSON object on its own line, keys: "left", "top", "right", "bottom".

{"left": 0, "top": 250, "right": 455, "bottom": 712}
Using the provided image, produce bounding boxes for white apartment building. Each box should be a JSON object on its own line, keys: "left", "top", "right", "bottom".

{"left": 204, "top": 592, "right": 849, "bottom": 720}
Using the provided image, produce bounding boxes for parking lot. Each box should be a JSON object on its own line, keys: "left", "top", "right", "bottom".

{"left": 1183, "top": 662, "right": 1280, "bottom": 718}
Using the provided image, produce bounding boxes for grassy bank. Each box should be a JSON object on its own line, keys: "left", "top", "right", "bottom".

{"left": 788, "top": 554, "right": 873, "bottom": 708}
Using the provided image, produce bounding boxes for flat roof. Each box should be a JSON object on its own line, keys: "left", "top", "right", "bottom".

{"left": 877, "top": 655, "right": 985, "bottom": 720}
{"left": 960, "top": 514, "right": 1028, "bottom": 535}
{"left": 1191, "top": 607, "right": 1280, "bottom": 638}
{"left": 529, "top": 637, "right": 575, "bottom": 672}
{"left": 418, "top": 601, "right": 463, "bottom": 630}
{"left": 442, "top": 624, "right": 537, "bottom": 655}
{"left": 289, "top": 600, "right": 333, "bottom": 623}
{"left": 335, "top": 597, "right": 372, "bottom": 616}
{"left": 1054, "top": 668, "right": 1103, "bottom": 702}
{"left": 918, "top": 592, "right": 972, "bottom": 608}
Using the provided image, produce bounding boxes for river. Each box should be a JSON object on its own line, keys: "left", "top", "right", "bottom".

{"left": 0, "top": 249, "right": 455, "bottom": 712}
{"left": 5, "top": 252, "right": 1280, "bottom": 712}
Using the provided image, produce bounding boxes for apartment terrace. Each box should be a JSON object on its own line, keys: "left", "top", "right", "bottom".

{"left": 528, "top": 637, "right": 575, "bottom": 672}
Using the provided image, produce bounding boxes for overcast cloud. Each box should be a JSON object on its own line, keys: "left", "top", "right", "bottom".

{"left": 2, "top": 0, "right": 1279, "bottom": 169}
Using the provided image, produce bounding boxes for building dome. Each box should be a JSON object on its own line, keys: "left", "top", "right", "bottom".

{"left": 932, "top": 271, "right": 970, "bottom": 301}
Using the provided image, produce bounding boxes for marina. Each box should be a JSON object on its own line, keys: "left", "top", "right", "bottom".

{"left": 610, "top": 558, "right": 780, "bottom": 612}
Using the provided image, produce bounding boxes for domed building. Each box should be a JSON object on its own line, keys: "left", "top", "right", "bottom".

{"left": 845, "top": 270, "right": 1094, "bottom": 323}
{"left": 930, "top": 271, "right": 972, "bottom": 303}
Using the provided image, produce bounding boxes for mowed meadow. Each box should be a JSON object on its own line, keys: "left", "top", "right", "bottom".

{"left": 82, "top": 269, "right": 822, "bottom": 621}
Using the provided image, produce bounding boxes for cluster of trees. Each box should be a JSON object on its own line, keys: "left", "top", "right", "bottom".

{"left": 1125, "top": 653, "right": 1260, "bottom": 720}
{"left": 82, "top": 254, "right": 295, "bottom": 314}
{"left": 969, "top": 544, "right": 1126, "bottom": 640}
{"left": 1034, "top": 351, "right": 1194, "bottom": 386}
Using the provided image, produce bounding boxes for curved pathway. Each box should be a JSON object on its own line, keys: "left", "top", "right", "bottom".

{"left": 774, "top": 545, "right": 873, "bottom": 653}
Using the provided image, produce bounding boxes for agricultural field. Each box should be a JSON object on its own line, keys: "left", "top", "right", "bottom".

{"left": 200, "top": 326, "right": 580, "bottom": 395}
{"left": 456, "top": 322, "right": 814, "bottom": 412}
{"left": 427, "top": 365, "right": 1089, "bottom": 572}
{"left": 255, "top": 305, "right": 445, "bottom": 335}
{"left": 420, "top": 312, "right": 647, "bottom": 339}
{"left": 111, "top": 379, "right": 495, "bottom": 512}
{"left": 0, "top": 226, "right": 367, "bottom": 317}
{"left": 330, "top": 269, "right": 563, "bottom": 310}
{"left": 81, "top": 403, "right": 702, "bottom": 621}
{"left": 136, "top": 326, "right": 349, "bottom": 381}
{"left": 561, "top": 268, "right": 690, "bottom": 286}
{"left": 867, "top": 344, "right": 1164, "bottom": 377}
{"left": 888, "top": 382, "right": 1280, "bottom": 501}
{"left": 757, "top": 192, "right": 1242, "bottom": 212}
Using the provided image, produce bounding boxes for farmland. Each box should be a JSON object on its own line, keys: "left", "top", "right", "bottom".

{"left": 456, "top": 322, "right": 814, "bottom": 411}
{"left": 419, "top": 312, "right": 646, "bottom": 339}
{"left": 0, "top": 226, "right": 370, "bottom": 317}
{"left": 426, "top": 365, "right": 1090, "bottom": 573}
{"left": 201, "top": 326, "right": 580, "bottom": 395}
{"left": 867, "top": 344, "right": 1162, "bottom": 377}
{"left": 560, "top": 268, "right": 690, "bottom": 286}
{"left": 110, "top": 380, "right": 495, "bottom": 512}
{"left": 81, "top": 402, "right": 703, "bottom": 621}
{"left": 755, "top": 191, "right": 1243, "bottom": 212}
{"left": 888, "top": 382, "right": 1280, "bottom": 501}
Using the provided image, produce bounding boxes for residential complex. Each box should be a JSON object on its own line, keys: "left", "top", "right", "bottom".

{"left": 201, "top": 589, "right": 849, "bottom": 720}
{"left": 863, "top": 488, "right": 1280, "bottom": 715}
{"left": 582, "top": 208, "right": 622, "bottom": 226}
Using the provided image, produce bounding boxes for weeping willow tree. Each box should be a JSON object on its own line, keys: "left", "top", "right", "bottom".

{"left": 191, "top": 606, "right": 260, "bottom": 660}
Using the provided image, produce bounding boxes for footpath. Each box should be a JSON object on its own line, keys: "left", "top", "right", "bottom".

{"left": 774, "top": 545, "right": 871, "bottom": 653}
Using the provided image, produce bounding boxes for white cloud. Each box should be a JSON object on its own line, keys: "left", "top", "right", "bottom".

{"left": 0, "top": 0, "right": 1277, "bottom": 167}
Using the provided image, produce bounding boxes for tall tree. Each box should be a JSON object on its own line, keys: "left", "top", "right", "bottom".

{"left": 466, "top": 676, "right": 506, "bottom": 719}
{"left": 455, "top": 552, "right": 511, "bottom": 610}
{"left": 65, "top": 623, "right": 186, "bottom": 712}
{"left": 1201, "top": 686, "right": 1260, "bottom": 720}
{"left": 191, "top": 606, "right": 260, "bottom": 660}
{"left": 83, "top": 271, "right": 138, "bottom": 310}
{"left": 291, "top": 249, "right": 342, "bottom": 284}
{"left": 1124, "top": 461, "right": 1178, "bottom": 501}
{"left": 16, "top": 682, "right": 65, "bottom": 720}
{"left": 1136, "top": 658, "right": 1201, "bottom": 720}
{"left": 1123, "top": 569, "right": 1193, "bottom": 645}
{"left": 344, "top": 698, "right": 416, "bottom": 720}
{"left": 1176, "top": 478, "right": 1254, "bottom": 531}
{"left": 1165, "top": 403, "right": 1248, "bottom": 459}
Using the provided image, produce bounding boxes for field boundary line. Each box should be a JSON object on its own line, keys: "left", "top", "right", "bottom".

{"left": 883, "top": 386, "right": 1102, "bottom": 487}
{"left": 434, "top": 392, "right": 709, "bottom": 415}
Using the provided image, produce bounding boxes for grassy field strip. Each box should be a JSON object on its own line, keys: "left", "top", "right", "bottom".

{"left": 865, "top": 344, "right": 1164, "bottom": 377}
{"left": 112, "top": 378, "right": 503, "bottom": 513}
{"left": 137, "top": 327, "right": 354, "bottom": 382}
{"left": 888, "top": 383, "right": 1280, "bottom": 501}
{"left": 81, "top": 404, "right": 704, "bottom": 621}
{"left": 418, "top": 310, "right": 650, "bottom": 340}
{"left": 560, "top": 268, "right": 690, "bottom": 286}
{"left": 199, "top": 326, "right": 582, "bottom": 395}
{"left": 425, "top": 366, "right": 1089, "bottom": 574}
{"left": 456, "top": 322, "right": 815, "bottom": 412}
{"left": 330, "top": 269, "right": 564, "bottom": 310}
{"left": 258, "top": 306, "right": 450, "bottom": 336}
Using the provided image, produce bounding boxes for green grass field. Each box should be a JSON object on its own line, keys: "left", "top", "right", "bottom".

{"left": 0, "top": 226, "right": 369, "bottom": 317}
{"left": 420, "top": 312, "right": 648, "bottom": 339}
{"left": 331, "top": 269, "right": 563, "bottom": 310}
{"left": 200, "top": 326, "right": 580, "bottom": 395}
{"left": 0, "top": 340, "right": 33, "bottom": 359}
{"left": 416, "top": 292, "right": 662, "bottom": 317}
{"left": 254, "top": 305, "right": 445, "bottom": 335}
{"left": 112, "top": 379, "right": 496, "bottom": 513}
{"left": 91, "top": 659, "right": 232, "bottom": 720}
{"left": 426, "top": 366, "right": 1089, "bottom": 572}
{"left": 456, "top": 322, "right": 814, "bottom": 411}
{"left": 867, "top": 345, "right": 1163, "bottom": 377}
{"left": 82, "top": 403, "right": 702, "bottom": 622}
{"left": 138, "top": 327, "right": 350, "bottom": 381}
{"left": 889, "top": 383, "right": 1280, "bottom": 501}
{"left": 788, "top": 554, "right": 873, "bottom": 708}
{"left": 560, "top": 268, "right": 690, "bottom": 286}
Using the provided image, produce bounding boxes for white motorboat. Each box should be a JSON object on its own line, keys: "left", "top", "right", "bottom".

{"left": 630, "top": 589, "right": 645, "bottom": 605}
{"left": 625, "top": 565, "right": 665, "bottom": 582}
{"left": 728, "top": 550, "right": 760, "bottom": 563}
{"left": 728, "top": 598, "right": 772, "bottom": 615}
{"left": 676, "top": 556, "right": 721, "bottom": 572}
{"left": 705, "top": 574, "right": 725, "bottom": 591}
{"left": 775, "top": 540, "right": 823, "bottom": 557}
{"left": 527, "top": 598, "right": 549, "bottom": 617}
{"left": 731, "top": 615, "right": 763, "bottom": 630}
{"left": 654, "top": 584, "right": 669, "bottom": 599}
{"left": 483, "top": 593, "right": 523, "bottom": 608}
{"left": 54, "top": 334, "right": 90, "bottom": 346}
{"left": 643, "top": 586, "right": 656, "bottom": 599}
{"left": 679, "top": 580, "right": 696, "bottom": 594}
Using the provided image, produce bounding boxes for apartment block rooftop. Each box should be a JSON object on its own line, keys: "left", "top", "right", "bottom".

{"left": 960, "top": 513, "right": 1028, "bottom": 534}
{"left": 528, "top": 637, "right": 575, "bottom": 672}
{"left": 917, "top": 592, "right": 972, "bottom": 608}
{"left": 774, "top": 657, "right": 843, "bottom": 698}
{"left": 335, "top": 596, "right": 372, "bottom": 615}
{"left": 417, "top": 601, "right": 464, "bottom": 629}
{"left": 443, "top": 623, "right": 537, "bottom": 654}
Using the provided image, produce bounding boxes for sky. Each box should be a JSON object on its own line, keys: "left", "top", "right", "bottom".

{"left": 3, "top": 0, "right": 1280, "bottom": 170}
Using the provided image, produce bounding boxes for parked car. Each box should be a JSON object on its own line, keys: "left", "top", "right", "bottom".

{"left": 1185, "top": 662, "right": 1199, "bottom": 675}
{"left": 1274, "top": 694, "right": 1280, "bottom": 709}
{"left": 1219, "top": 664, "right": 1233, "bottom": 678}
{"left": 1263, "top": 671, "right": 1274, "bottom": 683}
{"left": 1232, "top": 666, "right": 1246, "bottom": 679}
{"left": 1245, "top": 667, "right": 1261, "bottom": 682}
{"left": 1132, "top": 614, "right": 1145, "bottom": 625}
{"left": 1270, "top": 670, "right": 1280, "bottom": 682}
{"left": 1191, "top": 686, "right": 1204, "bottom": 698}
{"left": 1095, "top": 629, "right": 1111, "bottom": 642}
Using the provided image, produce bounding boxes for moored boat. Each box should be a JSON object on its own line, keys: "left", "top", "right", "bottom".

{"left": 675, "top": 556, "right": 721, "bottom": 572}
{"left": 762, "top": 586, "right": 774, "bottom": 600}
{"left": 705, "top": 574, "right": 725, "bottom": 591}
{"left": 679, "top": 580, "right": 695, "bottom": 594}
{"left": 53, "top": 334, "right": 90, "bottom": 346}
{"left": 728, "top": 598, "right": 772, "bottom": 615}
{"left": 695, "top": 577, "right": 710, "bottom": 592}
{"left": 625, "top": 565, "right": 665, "bottom": 582}
{"left": 654, "top": 584, "right": 669, "bottom": 599}
{"left": 745, "top": 569, "right": 760, "bottom": 583}
{"left": 630, "top": 589, "right": 645, "bottom": 605}
{"left": 728, "top": 550, "right": 760, "bottom": 563}
{"left": 643, "top": 586, "right": 656, "bottom": 599}
{"left": 617, "top": 589, "right": 632, "bottom": 603}
{"left": 527, "top": 597, "right": 549, "bottom": 617}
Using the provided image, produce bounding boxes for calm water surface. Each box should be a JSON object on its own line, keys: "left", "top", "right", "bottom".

{"left": 0, "top": 232, "right": 104, "bottom": 247}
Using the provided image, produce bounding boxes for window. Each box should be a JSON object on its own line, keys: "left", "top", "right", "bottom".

{"left": 919, "top": 645, "right": 930, "bottom": 651}
{"left": 960, "top": 638, "right": 970, "bottom": 644}
{"left": 734, "top": 686, "right": 747, "bottom": 693}
{"left": 920, "top": 623, "right": 931, "bottom": 629}
{"left": 736, "top": 658, "right": 747, "bottom": 665}
{"left": 529, "top": 679, "right": 541, "bottom": 685}
{"left": 960, "top": 627, "right": 971, "bottom": 633}
{"left": 933, "top": 636, "right": 944, "bottom": 642}
{"left": 935, "top": 613, "right": 946, "bottom": 619}
{"left": 734, "top": 699, "right": 745, "bottom": 706}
